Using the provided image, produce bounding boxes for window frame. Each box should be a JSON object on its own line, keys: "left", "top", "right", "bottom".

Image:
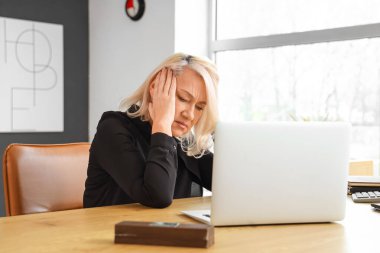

{"left": 209, "top": 0, "right": 380, "bottom": 54}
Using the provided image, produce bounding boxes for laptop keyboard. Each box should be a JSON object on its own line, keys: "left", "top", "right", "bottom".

{"left": 352, "top": 191, "right": 380, "bottom": 203}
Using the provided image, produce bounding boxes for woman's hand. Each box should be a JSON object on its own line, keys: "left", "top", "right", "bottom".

{"left": 149, "top": 68, "right": 177, "bottom": 136}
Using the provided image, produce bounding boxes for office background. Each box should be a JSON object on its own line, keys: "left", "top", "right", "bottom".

{"left": 1, "top": 1, "right": 378, "bottom": 216}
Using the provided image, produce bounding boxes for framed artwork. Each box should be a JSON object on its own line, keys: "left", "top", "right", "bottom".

{"left": 0, "top": 17, "right": 63, "bottom": 132}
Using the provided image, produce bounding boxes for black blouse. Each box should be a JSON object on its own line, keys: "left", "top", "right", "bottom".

{"left": 83, "top": 111, "right": 213, "bottom": 208}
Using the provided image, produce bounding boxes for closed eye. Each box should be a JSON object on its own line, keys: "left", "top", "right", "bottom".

{"left": 196, "top": 105, "right": 205, "bottom": 111}
{"left": 177, "top": 95, "right": 189, "bottom": 102}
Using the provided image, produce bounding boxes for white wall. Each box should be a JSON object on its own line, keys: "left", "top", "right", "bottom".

{"left": 89, "top": 0, "right": 175, "bottom": 138}
{"left": 89, "top": 0, "right": 209, "bottom": 139}
{"left": 174, "top": 0, "right": 209, "bottom": 57}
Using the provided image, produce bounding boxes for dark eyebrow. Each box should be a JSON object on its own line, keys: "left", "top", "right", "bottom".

{"left": 178, "top": 89, "right": 207, "bottom": 105}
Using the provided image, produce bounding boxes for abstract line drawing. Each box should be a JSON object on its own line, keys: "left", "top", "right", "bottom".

{"left": 0, "top": 17, "right": 63, "bottom": 132}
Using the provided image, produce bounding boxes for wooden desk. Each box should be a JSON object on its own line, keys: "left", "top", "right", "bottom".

{"left": 0, "top": 197, "right": 378, "bottom": 252}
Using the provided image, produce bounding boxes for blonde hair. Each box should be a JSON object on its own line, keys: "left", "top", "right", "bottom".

{"left": 119, "top": 53, "right": 219, "bottom": 158}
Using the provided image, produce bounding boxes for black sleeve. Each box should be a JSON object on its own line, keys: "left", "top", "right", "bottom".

{"left": 93, "top": 117, "right": 178, "bottom": 208}
{"left": 198, "top": 152, "right": 213, "bottom": 191}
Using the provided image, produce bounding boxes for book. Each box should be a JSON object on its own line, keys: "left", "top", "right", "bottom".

{"left": 349, "top": 186, "right": 380, "bottom": 194}
{"left": 348, "top": 176, "right": 380, "bottom": 186}
{"left": 347, "top": 176, "right": 380, "bottom": 194}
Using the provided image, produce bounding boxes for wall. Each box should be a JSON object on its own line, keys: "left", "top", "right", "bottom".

{"left": 0, "top": 0, "right": 89, "bottom": 216}
{"left": 89, "top": 0, "right": 175, "bottom": 138}
{"left": 174, "top": 0, "right": 209, "bottom": 57}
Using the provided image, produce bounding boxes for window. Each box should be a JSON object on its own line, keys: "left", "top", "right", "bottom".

{"left": 211, "top": 0, "right": 380, "bottom": 175}
{"left": 216, "top": 0, "right": 380, "bottom": 39}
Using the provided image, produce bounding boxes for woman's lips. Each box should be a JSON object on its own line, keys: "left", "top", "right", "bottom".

{"left": 175, "top": 121, "right": 188, "bottom": 130}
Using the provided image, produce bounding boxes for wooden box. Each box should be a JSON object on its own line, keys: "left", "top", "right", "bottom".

{"left": 115, "top": 221, "right": 214, "bottom": 248}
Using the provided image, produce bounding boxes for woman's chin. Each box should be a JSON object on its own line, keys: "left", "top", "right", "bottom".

{"left": 172, "top": 127, "right": 188, "bottom": 137}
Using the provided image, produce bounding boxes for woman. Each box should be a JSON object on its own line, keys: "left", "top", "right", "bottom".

{"left": 83, "top": 53, "right": 219, "bottom": 208}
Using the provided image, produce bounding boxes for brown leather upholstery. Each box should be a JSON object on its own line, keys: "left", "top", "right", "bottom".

{"left": 2, "top": 143, "right": 90, "bottom": 216}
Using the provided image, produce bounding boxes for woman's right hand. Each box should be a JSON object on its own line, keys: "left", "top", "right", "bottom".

{"left": 149, "top": 68, "right": 177, "bottom": 136}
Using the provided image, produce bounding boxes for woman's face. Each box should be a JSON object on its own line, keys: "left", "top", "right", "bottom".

{"left": 172, "top": 67, "right": 207, "bottom": 137}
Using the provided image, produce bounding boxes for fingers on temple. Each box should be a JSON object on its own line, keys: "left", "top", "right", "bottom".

{"left": 153, "top": 68, "right": 175, "bottom": 97}
{"left": 163, "top": 68, "right": 173, "bottom": 95}
{"left": 169, "top": 75, "right": 176, "bottom": 96}
{"left": 158, "top": 68, "right": 167, "bottom": 93}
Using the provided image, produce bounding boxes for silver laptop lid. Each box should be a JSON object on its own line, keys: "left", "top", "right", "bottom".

{"left": 211, "top": 121, "right": 350, "bottom": 226}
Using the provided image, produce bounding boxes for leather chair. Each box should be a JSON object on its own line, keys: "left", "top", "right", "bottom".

{"left": 2, "top": 143, "right": 90, "bottom": 216}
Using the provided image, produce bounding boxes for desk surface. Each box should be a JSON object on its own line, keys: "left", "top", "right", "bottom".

{"left": 0, "top": 196, "right": 378, "bottom": 252}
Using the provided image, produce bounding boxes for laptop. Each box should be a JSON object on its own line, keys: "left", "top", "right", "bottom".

{"left": 182, "top": 121, "right": 351, "bottom": 226}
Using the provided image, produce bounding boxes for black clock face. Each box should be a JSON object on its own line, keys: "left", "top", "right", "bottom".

{"left": 125, "top": 0, "right": 145, "bottom": 21}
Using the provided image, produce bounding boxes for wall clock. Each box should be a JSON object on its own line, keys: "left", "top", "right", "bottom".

{"left": 125, "top": 0, "right": 145, "bottom": 21}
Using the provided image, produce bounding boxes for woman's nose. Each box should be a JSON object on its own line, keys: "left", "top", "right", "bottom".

{"left": 182, "top": 105, "right": 195, "bottom": 120}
